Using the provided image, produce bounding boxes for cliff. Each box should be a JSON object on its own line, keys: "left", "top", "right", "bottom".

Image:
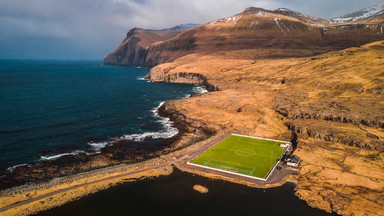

{"left": 104, "top": 24, "right": 199, "bottom": 67}
{"left": 106, "top": 6, "right": 384, "bottom": 67}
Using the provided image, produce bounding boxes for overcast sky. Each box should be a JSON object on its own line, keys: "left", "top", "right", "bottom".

{"left": 0, "top": 0, "right": 383, "bottom": 60}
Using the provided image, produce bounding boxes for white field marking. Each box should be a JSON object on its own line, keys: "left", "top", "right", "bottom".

{"left": 235, "top": 138, "right": 282, "bottom": 149}
{"left": 235, "top": 149, "right": 256, "bottom": 156}
{"left": 188, "top": 133, "right": 291, "bottom": 181}
{"left": 217, "top": 136, "right": 287, "bottom": 158}
{"left": 263, "top": 141, "right": 291, "bottom": 180}
{"left": 187, "top": 162, "right": 267, "bottom": 181}
{"left": 224, "top": 161, "right": 242, "bottom": 166}
{"left": 190, "top": 136, "right": 232, "bottom": 162}
{"left": 213, "top": 146, "right": 272, "bottom": 159}
{"left": 249, "top": 167, "right": 256, "bottom": 175}
{"left": 237, "top": 136, "right": 285, "bottom": 145}
{"left": 231, "top": 134, "right": 291, "bottom": 144}
{"left": 208, "top": 159, "right": 255, "bottom": 171}
{"left": 243, "top": 140, "right": 281, "bottom": 148}
{"left": 231, "top": 134, "right": 291, "bottom": 180}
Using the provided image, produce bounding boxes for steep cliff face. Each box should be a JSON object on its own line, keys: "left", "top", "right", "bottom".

{"left": 104, "top": 24, "right": 199, "bottom": 67}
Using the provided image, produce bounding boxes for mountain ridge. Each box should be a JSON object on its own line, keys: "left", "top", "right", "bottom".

{"left": 104, "top": 24, "right": 199, "bottom": 66}
{"left": 331, "top": 2, "right": 384, "bottom": 23}
{"left": 104, "top": 4, "right": 384, "bottom": 67}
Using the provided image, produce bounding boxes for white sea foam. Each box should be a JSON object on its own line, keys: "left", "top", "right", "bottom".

{"left": 192, "top": 86, "right": 208, "bottom": 94}
{"left": 9, "top": 88, "right": 198, "bottom": 169}
{"left": 121, "top": 101, "right": 178, "bottom": 142}
{"left": 137, "top": 77, "right": 151, "bottom": 83}
{"left": 40, "top": 150, "right": 85, "bottom": 161}
{"left": 88, "top": 141, "right": 109, "bottom": 152}
{"left": 7, "top": 163, "right": 29, "bottom": 172}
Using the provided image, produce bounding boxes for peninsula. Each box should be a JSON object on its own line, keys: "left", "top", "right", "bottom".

{"left": 1, "top": 4, "right": 383, "bottom": 216}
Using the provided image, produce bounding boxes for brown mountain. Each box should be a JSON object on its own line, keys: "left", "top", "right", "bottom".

{"left": 331, "top": 2, "right": 384, "bottom": 24}
{"left": 104, "top": 24, "right": 199, "bottom": 66}
{"left": 105, "top": 6, "right": 384, "bottom": 67}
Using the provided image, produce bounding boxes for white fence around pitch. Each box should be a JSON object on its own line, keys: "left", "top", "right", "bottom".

{"left": 263, "top": 140, "right": 291, "bottom": 180}
{"left": 187, "top": 133, "right": 292, "bottom": 181}
{"left": 231, "top": 133, "right": 291, "bottom": 144}
{"left": 232, "top": 133, "right": 292, "bottom": 181}
{"left": 187, "top": 161, "right": 268, "bottom": 181}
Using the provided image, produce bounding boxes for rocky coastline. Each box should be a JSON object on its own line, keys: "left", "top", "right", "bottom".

{"left": 0, "top": 96, "right": 214, "bottom": 191}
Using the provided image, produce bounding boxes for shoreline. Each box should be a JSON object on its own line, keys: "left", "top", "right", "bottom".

{"left": 0, "top": 130, "right": 298, "bottom": 216}
{"left": 0, "top": 100, "right": 298, "bottom": 216}
{"left": 0, "top": 81, "right": 220, "bottom": 215}
{"left": 0, "top": 84, "right": 209, "bottom": 190}
{"left": 4, "top": 84, "right": 209, "bottom": 173}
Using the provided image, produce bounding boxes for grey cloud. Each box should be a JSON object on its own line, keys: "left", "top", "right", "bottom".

{"left": 0, "top": 0, "right": 382, "bottom": 60}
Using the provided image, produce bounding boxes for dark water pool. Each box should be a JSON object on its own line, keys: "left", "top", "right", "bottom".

{"left": 36, "top": 168, "right": 332, "bottom": 216}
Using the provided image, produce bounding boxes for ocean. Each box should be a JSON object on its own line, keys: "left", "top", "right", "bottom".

{"left": 0, "top": 60, "right": 202, "bottom": 171}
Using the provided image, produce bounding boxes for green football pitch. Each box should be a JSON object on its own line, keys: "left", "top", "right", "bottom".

{"left": 189, "top": 134, "right": 289, "bottom": 180}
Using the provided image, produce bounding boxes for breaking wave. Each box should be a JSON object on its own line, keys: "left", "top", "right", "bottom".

{"left": 35, "top": 101, "right": 176, "bottom": 163}
{"left": 192, "top": 86, "right": 208, "bottom": 93}
{"left": 7, "top": 163, "right": 30, "bottom": 172}
{"left": 121, "top": 101, "right": 178, "bottom": 141}
{"left": 40, "top": 150, "right": 86, "bottom": 161}
{"left": 88, "top": 141, "right": 109, "bottom": 153}
{"left": 137, "top": 77, "right": 150, "bottom": 82}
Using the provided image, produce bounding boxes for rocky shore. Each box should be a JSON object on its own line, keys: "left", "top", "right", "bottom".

{"left": 0, "top": 99, "right": 223, "bottom": 215}
{"left": 0, "top": 99, "right": 214, "bottom": 190}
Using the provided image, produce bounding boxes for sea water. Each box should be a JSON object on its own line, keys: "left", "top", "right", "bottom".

{"left": 0, "top": 60, "right": 201, "bottom": 171}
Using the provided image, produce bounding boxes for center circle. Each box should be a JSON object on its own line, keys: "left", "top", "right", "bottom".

{"left": 235, "top": 149, "right": 255, "bottom": 156}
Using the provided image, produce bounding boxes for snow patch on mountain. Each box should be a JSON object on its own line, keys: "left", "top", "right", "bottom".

{"left": 275, "top": 8, "right": 329, "bottom": 27}
{"left": 331, "top": 2, "right": 384, "bottom": 23}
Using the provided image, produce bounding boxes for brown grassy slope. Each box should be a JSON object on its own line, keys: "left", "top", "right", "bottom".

{"left": 145, "top": 7, "right": 384, "bottom": 67}
{"left": 147, "top": 41, "right": 384, "bottom": 215}
{"left": 105, "top": 7, "right": 384, "bottom": 68}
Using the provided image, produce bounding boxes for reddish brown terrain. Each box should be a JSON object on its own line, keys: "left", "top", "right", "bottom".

{"left": 105, "top": 5, "right": 384, "bottom": 216}
{"left": 104, "top": 24, "right": 199, "bottom": 66}
{"left": 1, "top": 4, "right": 382, "bottom": 216}
{"left": 105, "top": 7, "right": 384, "bottom": 67}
